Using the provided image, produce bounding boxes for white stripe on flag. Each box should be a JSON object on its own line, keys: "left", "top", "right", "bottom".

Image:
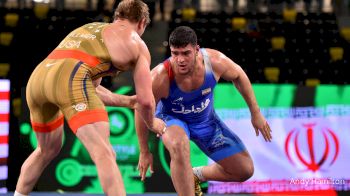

{"left": 0, "top": 145, "right": 8, "bottom": 158}
{"left": 0, "top": 123, "right": 9, "bottom": 135}
{"left": 0, "top": 80, "right": 10, "bottom": 92}
{"left": 0, "top": 101, "right": 9, "bottom": 114}
{"left": 0, "top": 187, "right": 7, "bottom": 193}
{"left": 0, "top": 166, "right": 8, "bottom": 180}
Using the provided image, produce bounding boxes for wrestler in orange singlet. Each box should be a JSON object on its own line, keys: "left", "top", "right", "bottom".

{"left": 14, "top": 1, "right": 166, "bottom": 196}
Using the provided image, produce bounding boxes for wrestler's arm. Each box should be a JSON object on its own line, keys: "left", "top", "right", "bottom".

{"left": 93, "top": 78, "right": 136, "bottom": 108}
{"left": 103, "top": 27, "right": 165, "bottom": 132}
{"left": 135, "top": 63, "right": 168, "bottom": 180}
{"left": 132, "top": 38, "right": 165, "bottom": 134}
{"left": 208, "top": 49, "right": 272, "bottom": 142}
{"left": 209, "top": 49, "right": 260, "bottom": 115}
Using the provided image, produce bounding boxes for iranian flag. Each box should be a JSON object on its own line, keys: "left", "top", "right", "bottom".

{"left": 208, "top": 84, "right": 350, "bottom": 195}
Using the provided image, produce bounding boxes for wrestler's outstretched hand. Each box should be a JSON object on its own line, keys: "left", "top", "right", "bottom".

{"left": 138, "top": 151, "right": 154, "bottom": 181}
{"left": 251, "top": 111, "right": 272, "bottom": 142}
{"left": 150, "top": 118, "right": 167, "bottom": 137}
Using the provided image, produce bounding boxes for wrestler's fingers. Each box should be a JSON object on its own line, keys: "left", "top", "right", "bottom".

{"left": 150, "top": 163, "right": 154, "bottom": 174}
{"left": 138, "top": 164, "right": 142, "bottom": 172}
{"left": 254, "top": 127, "right": 259, "bottom": 136}
{"left": 138, "top": 165, "right": 145, "bottom": 180}
{"left": 265, "top": 132, "right": 271, "bottom": 142}
{"left": 138, "top": 166, "right": 143, "bottom": 176}
{"left": 157, "top": 127, "right": 167, "bottom": 137}
{"left": 265, "top": 124, "right": 272, "bottom": 141}
{"left": 267, "top": 129, "right": 272, "bottom": 141}
{"left": 263, "top": 128, "right": 272, "bottom": 142}
{"left": 259, "top": 128, "right": 270, "bottom": 142}
{"left": 137, "top": 163, "right": 140, "bottom": 171}
{"left": 261, "top": 130, "right": 268, "bottom": 142}
{"left": 265, "top": 122, "right": 272, "bottom": 132}
{"left": 141, "top": 168, "right": 147, "bottom": 181}
{"left": 261, "top": 122, "right": 271, "bottom": 141}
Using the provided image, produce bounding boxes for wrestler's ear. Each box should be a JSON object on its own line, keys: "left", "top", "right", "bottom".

{"left": 195, "top": 45, "right": 200, "bottom": 55}
{"left": 138, "top": 19, "right": 145, "bottom": 29}
{"left": 138, "top": 18, "right": 146, "bottom": 29}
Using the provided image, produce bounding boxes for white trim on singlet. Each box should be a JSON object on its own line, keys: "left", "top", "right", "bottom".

{"left": 200, "top": 48, "right": 214, "bottom": 74}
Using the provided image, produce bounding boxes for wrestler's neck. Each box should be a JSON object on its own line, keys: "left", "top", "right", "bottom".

{"left": 113, "top": 19, "right": 141, "bottom": 35}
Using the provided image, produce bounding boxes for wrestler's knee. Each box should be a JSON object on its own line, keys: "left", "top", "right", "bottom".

{"left": 38, "top": 143, "right": 62, "bottom": 161}
{"left": 225, "top": 163, "right": 254, "bottom": 182}
{"left": 89, "top": 144, "right": 115, "bottom": 163}
{"left": 238, "top": 163, "right": 254, "bottom": 182}
{"left": 164, "top": 135, "right": 189, "bottom": 159}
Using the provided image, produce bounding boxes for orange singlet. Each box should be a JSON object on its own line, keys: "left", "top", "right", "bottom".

{"left": 26, "top": 22, "right": 121, "bottom": 133}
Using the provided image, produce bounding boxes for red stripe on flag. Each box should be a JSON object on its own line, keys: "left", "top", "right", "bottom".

{"left": 0, "top": 157, "right": 7, "bottom": 165}
{"left": 0, "top": 136, "right": 8, "bottom": 144}
{"left": 0, "top": 114, "right": 9, "bottom": 122}
{"left": 0, "top": 92, "right": 9, "bottom": 100}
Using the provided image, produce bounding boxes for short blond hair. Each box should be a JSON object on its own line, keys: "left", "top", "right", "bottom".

{"left": 114, "top": 0, "right": 150, "bottom": 25}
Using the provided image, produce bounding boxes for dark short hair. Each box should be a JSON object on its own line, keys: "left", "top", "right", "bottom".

{"left": 169, "top": 26, "right": 197, "bottom": 48}
{"left": 114, "top": 0, "right": 150, "bottom": 25}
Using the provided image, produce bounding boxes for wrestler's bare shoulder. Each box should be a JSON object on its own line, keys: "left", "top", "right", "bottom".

{"left": 102, "top": 23, "right": 144, "bottom": 69}
{"left": 151, "top": 63, "right": 170, "bottom": 99}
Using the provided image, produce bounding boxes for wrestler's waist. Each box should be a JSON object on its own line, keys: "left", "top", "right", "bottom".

{"left": 170, "top": 112, "right": 214, "bottom": 124}
{"left": 47, "top": 49, "right": 101, "bottom": 67}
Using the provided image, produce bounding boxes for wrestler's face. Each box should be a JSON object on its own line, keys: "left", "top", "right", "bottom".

{"left": 170, "top": 44, "right": 199, "bottom": 75}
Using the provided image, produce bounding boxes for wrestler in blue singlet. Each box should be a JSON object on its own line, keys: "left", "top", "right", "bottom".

{"left": 156, "top": 49, "right": 246, "bottom": 161}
